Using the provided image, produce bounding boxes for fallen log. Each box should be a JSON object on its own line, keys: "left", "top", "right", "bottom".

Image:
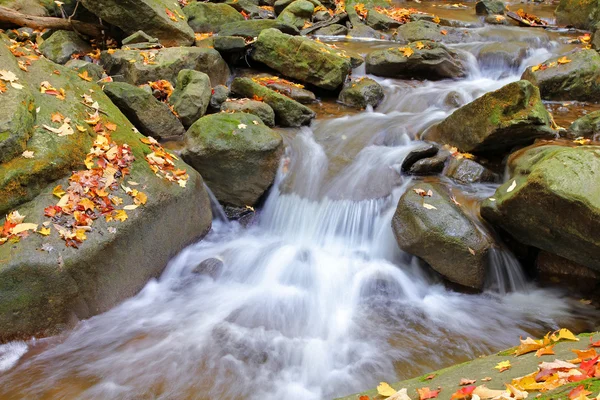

{"left": 0, "top": 6, "right": 104, "bottom": 37}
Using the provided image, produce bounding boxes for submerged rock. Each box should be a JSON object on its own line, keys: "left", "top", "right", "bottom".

{"left": 432, "top": 80, "right": 554, "bottom": 153}
{"left": 568, "top": 110, "right": 600, "bottom": 139}
{"left": 476, "top": 42, "right": 528, "bottom": 70}
{"left": 231, "top": 77, "right": 316, "bottom": 127}
{"left": 401, "top": 143, "right": 440, "bottom": 173}
{"left": 192, "top": 258, "right": 224, "bottom": 279}
{"left": 338, "top": 77, "right": 384, "bottom": 109}
{"left": 251, "top": 28, "right": 352, "bottom": 90}
{"left": 481, "top": 145, "right": 600, "bottom": 273}
{"left": 395, "top": 20, "right": 471, "bottom": 44}
{"left": 39, "top": 30, "right": 92, "bottom": 65}
{"left": 392, "top": 182, "right": 493, "bottom": 289}
{"left": 521, "top": 49, "right": 600, "bottom": 102}
{"left": 103, "top": 82, "right": 185, "bottom": 140}
{"left": 366, "top": 41, "right": 468, "bottom": 80}
{"left": 182, "top": 2, "right": 244, "bottom": 33}
{"left": 170, "top": 69, "right": 212, "bottom": 128}
{"left": 80, "top": 0, "right": 194, "bottom": 47}
{"left": 182, "top": 112, "right": 283, "bottom": 207}
{"left": 99, "top": 47, "right": 230, "bottom": 86}
{"left": 221, "top": 99, "right": 276, "bottom": 127}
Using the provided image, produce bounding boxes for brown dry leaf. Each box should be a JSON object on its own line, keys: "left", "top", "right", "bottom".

{"left": 472, "top": 385, "right": 506, "bottom": 399}
{"left": 51, "top": 112, "right": 64, "bottom": 122}
{"left": 459, "top": 378, "right": 476, "bottom": 386}
{"left": 416, "top": 387, "right": 440, "bottom": 400}
{"left": 535, "top": 345, "right": 555, "bottom": 357}
{"left": 468, "top": 247, "right": 476, "bottom": 256}
{"left": 481, "top": 377, "right": 492, "bottom": 382}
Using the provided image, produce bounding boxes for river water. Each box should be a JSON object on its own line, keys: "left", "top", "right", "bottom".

{"left": 0, "top": 5, "right": 598, "bottom": 400}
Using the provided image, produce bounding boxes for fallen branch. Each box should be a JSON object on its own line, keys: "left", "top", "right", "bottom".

{"left": 0, "top": 6, "right": 104, "bottom": 37}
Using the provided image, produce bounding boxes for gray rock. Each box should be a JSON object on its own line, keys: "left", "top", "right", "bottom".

{"left": 407, "top": 152, "right": 449, "bottom": 175}
{"left": 348, "top": 24, "right": 389, "bottom": 40}
{"left": 122, "top": 30, "right": 159, "bottom": 45}
{"left": 39, "top": 30, "right": 92, "bottom": 64}
{"left": 214, "top": 36, "right": 247, "bottom": 53}
{"left": 64, "top": 59, "right": 104, "bottom": 81}
{"left": 183, "top": 2, "right": 244, "bottom": 33}
{"left": 401, "top": 143, "right": 439, "bottom": 173}
{"left": 475, "top": 0, "right": 506, "bottom": 15}
{"left": 103, "top": 82, "right": 186, "bottom": 140}
{"left": 221, "top": 99, "right": 276, "bottom": 127}
{"left": 477, "top": 41, "right": 528, "bottom": 70}
{"left": 277, "top": 0, "right": 315, "bottom": 30}
{"left": 210, "top": 85, "right": 231, "bottom": 109}
{"left": 170, "top": 69, "right": 212, "bottom": 128}
{"left": 568, "top": 110, "right": 600, "bottom": 139}
{"left": 338, "top": 77, "right": 384, "bottom": 109}
{"left": 444, "top": 158, "right": 499, "bottom": 184}
{"left": 192, "top": 258, "right": 224, "bottom": 278}
{"left": 313, "top": 24, "right": 349, "bottom": 36}
{"left": 365, "top": 9, "right": 402, "bottom": 30}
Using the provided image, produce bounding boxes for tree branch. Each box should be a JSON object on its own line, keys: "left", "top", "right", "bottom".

{"left": 0, "top": 6, "right": 104, "bottom": 37}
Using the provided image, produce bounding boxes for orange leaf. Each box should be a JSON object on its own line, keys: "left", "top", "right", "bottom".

{"left": 417, "top": 387, "right": 440, "bottom": 400}
{"left": 78, "top": 70, "right": 92, "bottom": 82}
{"left": 557, "top": 56, "right": 572, "bottom": 65}
{"left": 568, "top": 385, "right": 592, "bottom": 400}
{"left": 450, "top": 386, "right": 475, "bottom": 400}
{"left": 440, "top": 30, "right": 447, "bottom": 35}
{"left": 535, "top": 345, "right": 555, "bottom": 357}
{"left": 459, "top": 378, "right": 476, "bottom": 386}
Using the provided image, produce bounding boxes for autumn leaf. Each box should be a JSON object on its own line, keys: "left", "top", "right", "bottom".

{"left": 398, "top": 47, "right": 414, "bottom": 57}
{"left": 423, "top": 203, "right": 437, "bottom": 210}
{"left": 38, "top": 227, "right": 51, "bottom": 236}
{"left": 494, "top": 360, "right": 511, "bottom": 372}
{"left": 571, "top": 348, "right": 597, "bottom": 362}
{"left": 459, "top": 378, "right": 476, "bottom": 386}
{"left": 472, "top": 385, "right": 507, "bottom": 399}
{"left": 590, "top": 337, "right": 600, "bottom": 347}
{"left": 551, "top": 328, "right": 579, "bottom": 342}
{"left": 557, "top": 56, "right": 572, "bottom": 65}
{"left": 53, "top": 185, "right": 66, "bottom": 198}
{"left": 165, "top": 7, "right": 178, "bottom": 21}
{"left": 506, "top": 180, "right": 517, "bottom": 193}
{"left": 514, "top": 336, "right": 544, "bottom": 356}
{"left": 425, "top": 374, "right": 436, "bottom": 380}
{"left": 0, "top": 70, "right": 18, "bottom": 82}
{"left": 432, "top": 15, "right": 440, "bottom": 23}
{"left": 51, "top": 112, "right": 64, "bottom": 122}
{"left": 11, "top": 223, "right": 38, "bottom": 235}
{"left": 568, "top": 385, "right": 592, "bottom": 400}
{"left": 134, "top": 191, "right": 148, "bottom": 205}
{"left": 43, "top": 122, "right": 74, "bottom": 136}
{"left": 114, "top": 209, "right": 128, "bottom": 222}
{"left": 75, "top": 229, "right": 87, "bottom": 242}
{"left": 78, "top": 70, "right": 92, "bottom": 82}
{"left": 450, "top": 386, "right": 475, "bottom": 400}
{"left": 105, "top": 121, "right": 117, "bottom": 131}
{"left": 416, "top": 387, "right": 440, "bottom": 400}
{"left": 440, "top": 30, "right": 447, "bottom": 35}
{"left": 535, "top": 345, "right": 555, "bottom": 357}
{"left": 378, "top": 382, "right": 398, "bottom": 397}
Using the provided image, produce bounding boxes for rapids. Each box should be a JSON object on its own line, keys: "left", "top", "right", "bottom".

{"left": 0, "top": 8, "right": 597, "bottom": 400}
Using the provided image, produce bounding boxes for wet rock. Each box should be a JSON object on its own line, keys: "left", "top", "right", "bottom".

{"left": 348, "top": 24, "right": 390, "bottom": 40}
{"left": 253, "top": 76, "right": 317, "bottom": 104}
{"left": 432, "top": 80, "right": 554, "bottom": 153}
{"left": 477, "top": 42, "right": 528, "bottom": 70}
{"left": 213, "top": 36, "right": 247, "bottom": 53}
{"left": 103, "top": 82, "right": 186, "bottom": 140}
{"left": 407, "top": 152, "right": 449, "bottom": 176}
{"left": 182, "top": 2, "right": 244, "bottom": 33}
{"left": 221, "top": 99, "right": 276, "bottom": 127}
{"left": 231, "top": 77, "right": 316, "bottom": 127}
{"left": 80, "top": 0, "right": 194, "bottom": 47}
{"left": 536, "top": 251, "right": 600, "bottom": 292}
{"left": 568, "top": 110, "right": 600, "bottom": 139}
{"left": 210, "top": 85, "right": 231, "bottom": 109}
{"left": 395, "top": 20, "right": 471, "bottom": 44}
{"left": 218, "top": 20, "right": 300, "bottom": 39}
{"left": 475, "top": 0, "right": 506, "bottom": 15}
{"left": 224, "top": 205, "right": 257, "bottom": 226}
{"left": 401, "top": 143, "right": 439, "bottom": 173}
{"left": 277, "top": 0, "right": 315, "bottom": 30}
{"left": 251, "top": 28, "right": 351, "bottom": 90}
{"left": 313, "top": 24, "right": 348, "bottom": 36}
{"left": 64, "top": 59, "right": 104, "bottom": 82}
{"left": 182, "top": 112, "right": 283, "bottom": 207}
{"left": 444, "top": 91, "right": 463, "bottom": 108}
{"left": 274, "top": 0, "right": 324, "bottom": 14}
{"left": 192, "top": 258, "right": 224, "bottom": 279}
{"left": 39, "top": 30, "right": 92, "bottom": 64}
{"left": 365, "top": 9, "right": 402, "bottom": 30}
{"left": 555, "top": 0, "right": 600, "bottom": 30}
{"left": 338, "top": 77, "right": 384, "bottom": 109}
{"left": 444, "top": 158, "right": 499, "bottom": 184}
{"left": 521, "top": 49, "right": 600, "bottom": 102}
{"left": 122, "top": 30, "right": 159, "bottom": 46}
{"left": 99, "top": 47, "right": 230, "bottom": 86}
{"left": 366, "top": 41, "right": 469, "bottom": 80}
{"left": 226, "top": 0, "right": 274, "bottom": 19}
{"left": 481, "top": 145, "right": 600, "bottom": 273}
{"left": 484, "top": 14, "right": 510, "bottom": 25}
{"left": 170, "top": 69, "right": 212, "bottom": 128}
{"left": 392, "top": 182, "right": 494, "bottom": 289}
{"left": 0, "top": 46, "right": 212, "bottom": 341}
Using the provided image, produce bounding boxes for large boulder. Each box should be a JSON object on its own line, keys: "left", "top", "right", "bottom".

{"left": 392, "top": 182, "right": 494, "bottom": 289}
{"left": 80, "top": 0, "right": 194, "bottom": 47}
{"left": 0, "top": 41, "right": 212, "bottom": 341}
{"left": 338, "top": 77, "right": 384, "bottom": 109}
{"left": 99, "top": 47, "right": 230, "bottom": 86}
{"left": 182, "top": 112, "right": 283, "bottom": 207}
{"left": 64, "top": 59, "right": 105, "bottom": 82}
{"left": 366, "top": 41, "right": 469, "bottom": 80}
{"left": 482, "top": 145, "right": 600, "bottom": 273}
{"left": 182, "top": 2, "right": 244, "bottom": 33}
{"left": 249, "top": 74, "right": 317, "bottom": 104}
{"left": 395, "top": 21, "right": 473, "bottom": 44}
{"left": 521, "top": 49, "right": 600, "bottom": 102}
{"left": 555, "top": 0, "right": 600, "bottom": 30}
{"left": 170, "top": 69, "right": 212, "bottom": 128}
{"left": 568, "top": 110, "right": 600, "bottom": 139}
{"left": 431, "top": 80, "right": 554, "bottom": 153}
{"left": 251, "top": 28, "right": 352, "bottom": 90}
{"left": 39, "top": 30, "right": 92, "bottom": 65}
{"left": 218, "top": 20, "right": 300, "bottom": 38}
{"left": 103, "top": 82, "right": 185, "bottom": 140}
{"left": 221, "top": 99, "right": 276, "bottom": 127}
{"left": 475, "top": 0, "right": 506, "bottom": 15}
{"left": 277, "top": 0, "right": 315, "bottom": 29}
{"left": 231, "top": 77, "right": 315, "bottom": 127}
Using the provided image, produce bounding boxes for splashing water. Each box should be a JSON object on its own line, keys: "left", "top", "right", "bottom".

{"left": 0, "top": 26, "right": 595, "bottom": 400}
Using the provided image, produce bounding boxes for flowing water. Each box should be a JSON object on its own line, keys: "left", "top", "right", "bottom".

{"left": 1, "top": 7, "right": 598, "bottom": 400}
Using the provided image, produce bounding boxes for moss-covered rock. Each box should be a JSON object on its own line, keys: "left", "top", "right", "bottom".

{"left": 231, "top": 77, "right": 315, "bottom": 127}
{"left": 251, "top": 28, "right": 352, "bottom": 90}
{"left": 366, "top": 41, "right": 468, "bottom": 80}
{"left": 218, "top": 19, "right": 300, "bottom": 38}
{"left": 39, "top": 30, "right": 92, "bottom": 65}
{"left": 251, "top": 74, "right": 317, "bottom": 104}
{"left": 213, "top": 36, "right": 247, "bottom": 53}
{"left": 392, "top": 182, "right": 494, "bottom": 289}
{"left": 481, "top": 145, "right": 600, "bottom": 273}
{"left": 182, "top": 2, "right": 244, "bottom": 33}
{"left": 475, "top": 0, "right": 506, "bottom": 15}
{"left": 221, "top": 99, "right": 276, "bottom": 126}
{"left": 521, "top": 49, "right": 600, "bottom": 102}
{"left": 64, "top": 59, "right": 105, "bottom": 82}
{"left": 182, "top": 112, "right": 283, "bottom": 206}
{"left": 365, "top": 8, "right": 402, "bottom": 30}
{"left": 395, "top": 20, "right": 472, "bottom": 44}
{"left": 555, "top": 0, "right": 600, "bottom": 30}
{"left": 80, "top": 0, "right": 194, "bottom": 47}
{"left": 99, "top": 47, "right": 230, "bottom": 86}
{"left": 338, "top": 77, "right": 384, "bottom": 109}
{"left": 313, "top": 23, "right": 348, "bottom": 36}
{"left": 210, "top": 84, "right": 230, "bottom": 109}
{"left": 103, "top": 82, "right": 185, "bottom": 139}
{"left": 277, "top": 0, "right": 315, "bottom": 29}
{"left": 432, "top": 80, "right": 554, "bottom": 153}
{"left": 568, "top": 110, "right": 600, "bottom": 139}
{"left": 170, "top": 69, "right": 212, "bottom": 128}
{"left": 227, "top": 0, "right": 275, "bottom": 19}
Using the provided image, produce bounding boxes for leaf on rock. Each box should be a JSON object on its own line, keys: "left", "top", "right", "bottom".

{"left": 378, "top": 382, "right": 398, "bottom": 397}
{"left": 506, "top": 180, "right": 517, "bottom": 193}
{"left": 472, "top": 385, "right": 506, "bottom": 400}
{"left": 423, "top": 203, "right": 437, "bottom": 210}
{"left": 22, "top": 150, "right": 34, "bottom": 159}
{"left": 416, "top": 387, "right": 440, "bottom": 400}
{"left": 0, "top": 70, "right": 18, "bottom": 82}
{"left": 450, "top": 386, "right": 475, "bottom": 400}
{"left": 568, "top": 385, "right": 592, "bottom": 400}
{"left": 535, "top": 345, "right": 555, "bottom": 357}
{"left": 459, "top": 379, "right": 476, "bottom": 386}
{"left": 551, "top": 328, "right": 579, "bottom": 342}
{"left": 494, "top": 360, "right": 511, "bottom": 372}
{"left": 52, "top": 185, "right": 66, "bottom": 198}
{"left": 38, "top": 227, "right": 51, "bottom": 236}
{"left": 78, "top": 71, "right": 92, "bottom": 82}
{"left": 388, "top": 388, "right": 412, "bottom": 400}
{"left": 557, "top": 56, "right": 572, "bottom": 65}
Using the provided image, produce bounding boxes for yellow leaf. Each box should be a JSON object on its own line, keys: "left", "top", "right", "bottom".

{"left": 550, "top": 328, "right": 579, "bottom": 342}
{"left": 514, "top": 336, "right": 543, "bottom": 356}
{"left": 557, "top": 56, "right": 572, "bottom": 65}
{"left": 440, "top": 30, "right": 447, "bottom": 35}
{"left": 11, "top": 223, "right": 38, "bottom": 234}
{"left": 135, "top": 191, "right": 148, "bottom": 205}
{"left": 378, "top": 382, "right": 398, "bottom": 397}
{"left": 415, "top": 41, "right": 425, "bottom": 50}
{"left": 535, "top": 345, "right": 555, "bottom": 357}
{"left": 78, "top": 70, "right": 92, "bottom": 82}
{"left": 38, "top": 227, "right": 51, "bottom": 236}
{"left": 531, "top": 65, "right": 540, "bottom": 72}
{"left": 52, "top": 185, "right": 66, "bottom": 198}
{"left": 423, "top": 203, "right": 437, "bottom": 210}
{"left": 432, "top": 15, "right": 440, "bottom": 23}
{"left": 75, "top": 228, "right": 87, "bottom": 242}
{"left": 78, "top": 198, "right": 95, "bottom": 211}
{"left": 114, "top": 210, "right": 128, "bottom": 222}
{"left": 494, "top": 360, "right": 511, "bottom": 372}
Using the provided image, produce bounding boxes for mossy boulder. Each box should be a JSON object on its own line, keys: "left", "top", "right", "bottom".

{"left": 218, "top": 19, "right": 300, "bottom": 38}
{"left": 277, "top": 0, "right": 315, "bottom": 29}
{"left": 251, "top": 75, "right": 316, "bottom": 104}
{"left": 80, "top": 0, "right": 194, "bottom": 47}
{"left": 213, "top": 36, "right": 247, "bottom": 53}
{"left": 170, "top": 69, "right": 212, "bottom": 128}
{"left": 555, "top": 0, "right": 600, "bottom": 30}
{"left": 432, "top": 80, "right": 554, "bottom": 153}
{"left": 99, "top": 47, "right": 230, "bottom": 86}
{"left": 392, "top": 182, "right": 494, "bottom": 289}
{"left": 182, "top": 2, "right": 244, "bottom": 33}
{"left": 182, "top": 112, "right": 283, "bottom": 207}
{"left": 338, "top": 77, "right": 384, "bottom": 109}
{"left": 210, "top": 84, "right": 230, "bottom": 109}
{"left": 475, "top": 0, "right": 506, "bottom": 15}
{"left": 481, "top": 145, "right": 600, "bottom": 273}
{"left": 64, "top": 59, "right": 105, "bottom": 82}
{"left": 313, "top": 24, "right": 348, "bottom": 35}
{"left": 251, "top": 28, "right": 352, "bottom": 90}
{"left": 395, "top": 20, "right": 472, "bottom": 44}
{"left": 39, "top": 30, "right": 92, "bottom": 65}
{"left": 365, "top": 9, "right": 402, "bottom": 30}
{"left": 521, "top": 49, "right": 600, "bottom": 102}
{"left": 0, "top": 44, "right": 212, "bottom": 341}
{"left": 103, "top": 82, "right": 185, "bottom": 140}
{"left": 231, "top": 77, "right": 315, "bottom": 127}
{"left": 568, "top": 110, "right": 600, "bottom": 138}
{"left": 366, "top": 41, "right": 469, "bottom": 80}
{"left": 221, "top": 99, "right": 276, "bottom": 127}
